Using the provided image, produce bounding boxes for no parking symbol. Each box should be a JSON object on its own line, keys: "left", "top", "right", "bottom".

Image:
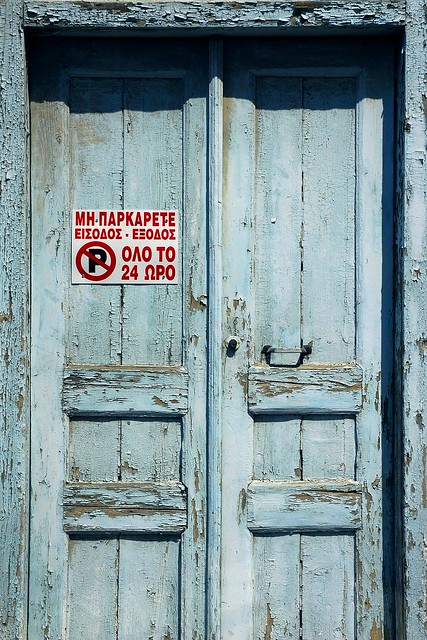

{"left": 75, "top": 241, "right": 116, "bottom": 282}
{"left": 71, "top": 209, "right": 179, "bottom": 285}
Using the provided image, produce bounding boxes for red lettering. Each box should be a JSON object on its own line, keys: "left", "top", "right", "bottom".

{"left": 142, "top": 246, "right": 152, "bottom": 262}
{"left": 166, "top": 265, "right": 176, "bottom": 281}
{"left": 86, "top": 211, "right": 96, "bottom": 226}
{"left": 122, "top": 246, "right": 132, "bottom": 262}
{"left": 145, "top": 265, "right": 155, "bottom": 281}
{"left": 122, "top": 245, "right": 152, "bottom": 263}
{"left": 166, "top": 246, "right": 176, "bottom": 262}
{"left": 75, "top": 211, "right": 85, "bottom": 226}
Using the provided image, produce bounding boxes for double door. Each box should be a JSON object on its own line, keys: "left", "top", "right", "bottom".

{"left": 29, "top": 36, "right": 394, "bottom": 638}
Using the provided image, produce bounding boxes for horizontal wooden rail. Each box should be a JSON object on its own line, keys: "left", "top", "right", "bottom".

{"left": 24, "top": 1, "right": 405, "bottom": 31}
{"left": 247, "top": 480, "right": 362, "bottom": 533}
{"left": 62, "top": 366, "right": 188, "bottom": 416}
{"left": 248, "top": 364, "right": 363, "bottom": 415}
{"left": 63, "top": 481, "right": 187, "bottom": 533}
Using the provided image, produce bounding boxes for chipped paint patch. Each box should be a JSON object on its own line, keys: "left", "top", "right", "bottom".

{"left": 152, "top": 395, "right": 168, "bottom": 408}
{"left": 189, "top": 292, "right": 207, "bottom": 311}
{"left": 415, "top": 335, "right": 427, "bottom": 357}
{"left": 370, "top": 618, "right": 383, "bottom": 640}
{"left": 264, "top": 602, "right": 274, "bottom": 640}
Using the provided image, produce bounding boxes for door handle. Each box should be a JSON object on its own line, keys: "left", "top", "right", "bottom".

{"left": 261, "top": 342, "right": 313, "bottom": 367}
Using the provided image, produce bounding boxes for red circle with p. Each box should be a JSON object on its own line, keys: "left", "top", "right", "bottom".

{"left": 75, "top": 241, "right": 116, "bottom": 282}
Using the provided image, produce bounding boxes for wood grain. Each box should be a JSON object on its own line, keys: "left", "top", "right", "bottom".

{"left": 63, "top": 482, "right": 187, "bottom": 533}
{"left": 249, "top": 365, "right": 363, "bottom": 415}
{"left": 24, "top": 1, "right": 405, "bottom": 31}
{"left": 63, "top": 366, "right": 189, "bottom": 416}
{"left": 0, "top": 1, "right": 29, "bottom": 637}
{"left": 247, "top": 480, "right": 362, "bottom": 533}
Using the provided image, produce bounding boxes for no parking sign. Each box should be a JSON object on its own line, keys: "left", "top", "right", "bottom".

{"left": 72, "top": 210, "right": 178, "bottom": 284}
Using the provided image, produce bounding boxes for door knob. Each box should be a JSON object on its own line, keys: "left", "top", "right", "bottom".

{"left": 226, "top": 335, "right": 241, "bottom": 354}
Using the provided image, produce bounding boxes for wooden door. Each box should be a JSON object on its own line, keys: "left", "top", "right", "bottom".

{"left": 29, "top": 36, "right": 394, "bottom": 639}
{"left": 29, "top": 37, "right": 208, "bottom": 639}
{"left": 221, "top": 38, "right": 394, "bottom": 639}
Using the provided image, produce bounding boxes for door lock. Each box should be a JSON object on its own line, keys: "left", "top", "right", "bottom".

{"left": 225, "top": 335, "right": 241, "bottom": 354}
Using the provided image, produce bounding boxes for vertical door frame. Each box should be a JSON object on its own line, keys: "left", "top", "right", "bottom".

{"left": 0, "top": 1, "right": 426, "bottom": 637}
{"left": 0, "top": 2, "right": 29, "bottom": 639}
{"left": 397, "top": 2, "right": 427, "bottom": 637}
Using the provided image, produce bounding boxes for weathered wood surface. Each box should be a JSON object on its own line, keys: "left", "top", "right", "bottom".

{"left": 67, "top": 539, "right": 119, "bottom": 640}
{"left": 67, "top": 78, "right": 123, "bottom": 365}
{"left": 302, "top": 76, "right": 356, "bottom": 363}
{"left": 67, "top": 537, "right": 181, "bottom": 639}
{"left": 29, "top": 44, "right": 73, "bottom": 638}
{"left": 249, "top": 365, "right": 363, "bottom": 414}
{"left": 118, "top": 538, "right": 180, "bottom": 640}
{"left": 301, "top": 535, "right": 355, "bottom": 639}
{"left": 63, "top": 481, "right": 187, "bottom": 532}
{"left": 24, "top": 0, "right": 406, "bottom": 31}
{"left": 122, "top": 77, "right": 184, "bottom": 366}
{"left": 356, "top": 43, "right": 395, "bottom": 639}
{"left": 63, "top": 366, "right": 189, "bottom": 416}
{"left": 69, "top": 417, "right": 182, "bottom": 482}
{"left": 0, "top": 1, "right": 29, "bottom": 638}
{"left": 402, "top": 1, "right": 427, "bottom": 637}
{"left": 247, "top": 480, "right": 362, "bottom": 532}
{"left": 253, "top": 75, "right": 302, "bottom": 355}
{"left": 253, "top": 535, "right": 300, "bottom": 640}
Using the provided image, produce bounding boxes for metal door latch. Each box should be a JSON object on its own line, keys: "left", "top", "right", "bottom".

{"left": 225, "top": 335, "right": 241, "bottom": 355}
{"left": 262, "top": 342, "right": 313, "bottom": 367}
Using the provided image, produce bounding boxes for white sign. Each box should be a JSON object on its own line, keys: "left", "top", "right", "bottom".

{"left": 72, "top": 210, "right": 178, "bottom": 285}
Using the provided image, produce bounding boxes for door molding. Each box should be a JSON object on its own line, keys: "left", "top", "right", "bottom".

{"left": 1, "top": 2, "right": 426, "bottom": 638}
{"left": 24, "top": 1, "right": 405, "bottom": 32}
{"left": 207, "top": 37, "right": 223, "bottom": 640}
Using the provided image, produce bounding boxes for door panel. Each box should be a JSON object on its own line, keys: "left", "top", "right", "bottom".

{"left": 222, "top": 38, "right": 393, "bottom": 639}
{"left": 29, "top": 38, "right": 207, "bottom": 639}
